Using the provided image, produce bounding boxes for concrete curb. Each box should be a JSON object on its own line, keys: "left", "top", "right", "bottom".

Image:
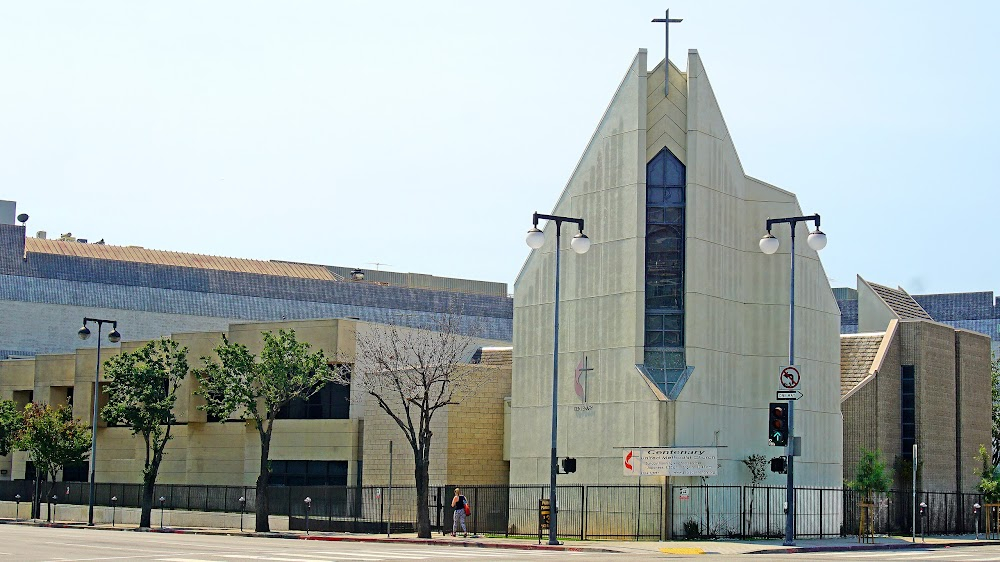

{"left": 745, "top": 540, "right": 998, "bottom": 555}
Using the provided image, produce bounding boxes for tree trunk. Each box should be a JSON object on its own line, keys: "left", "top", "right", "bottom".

{"left": 414, "top": 453, "right": 431, "bottom": 538}
{"left": 31, "top": 467, "right": 41, "bottom": 519}
{"left": 45, "top": 478, "right": 55, "bottom": 522}
{"left": 255, "top": 431, "right": 271, "bottom": 532}
{"left": 140, "top": 470, "right": 157, "bottom": 528}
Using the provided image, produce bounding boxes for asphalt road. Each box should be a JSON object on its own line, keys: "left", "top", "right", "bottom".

{"left": 3, "top": 526, "right": 1000, "bottom": 561}
{"left": 0, "top": 526, "right": 601, "bottom": 561}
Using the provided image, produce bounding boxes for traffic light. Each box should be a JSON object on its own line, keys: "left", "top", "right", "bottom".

{"left": 770, "top": 456, "right": 787, "bottom": 474}
{"left": 768, "top": 402, "right": 789, "bottom": 446}
{"left": 561, "top": 458, "right": 577, "bottom": 474}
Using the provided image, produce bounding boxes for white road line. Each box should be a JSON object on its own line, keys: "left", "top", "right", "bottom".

{"left": 826, "top": 552, "right": 981, "bottom": 560}
{"left": 220, "top": 553, "right": 378, "bottom": 561}
{"left": 822, "top": 551, "right": 944, "bottom": 558}
{"left": 388, "top": 548, "right": 569, "bottom": 558}
{"left": 44, "top": 552, "right": 225, "bottom": 562}
{"left": 302, "top": 551, "right": 425, "bottom": 559}
{"left": 45, "top": 541, "right": 166, "bottom": 554}
{"left": 219, "top": 557, "right": 336, "bottom": 562}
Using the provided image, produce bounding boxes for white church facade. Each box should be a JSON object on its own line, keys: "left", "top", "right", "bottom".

{"left": 510, "top": 47, "right": 843, "bottom": 516}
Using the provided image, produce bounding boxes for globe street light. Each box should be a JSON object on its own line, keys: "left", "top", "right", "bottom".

{"left": 525, "top": 211, "right": 591, "bottom": 545}
{"left": 759, "top": 214, "right": 826, "bottom": 547}
{"left": 78, "top": 317, "right": 121, "bottom": 526}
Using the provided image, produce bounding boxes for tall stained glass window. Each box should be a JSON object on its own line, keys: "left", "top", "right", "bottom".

{"left": 644, "top": 148, "right": 686, "bottom": 394}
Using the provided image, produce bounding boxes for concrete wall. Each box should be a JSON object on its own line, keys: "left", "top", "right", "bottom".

{"left": 903, "top": 321, "right": 959, "bottom": 492}
{"left": 857, "top": 278, "right": 897, "bottom": 334}
{"left": 671, "top": 49, "right": 842, "bottom": 487}
{"left": 0, "top": 500, "right": 288, "bottom": 529}
{"left": 511, "top": 49, "right": 656, "bottom": 485}
{"left": 955, "top": 329, "right": 992, "bottom": 491}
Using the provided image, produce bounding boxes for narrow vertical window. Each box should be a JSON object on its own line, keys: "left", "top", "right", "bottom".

{"left": 901, "top": 365, "right": 916, "bottom": 458}
{"left": 644, "top": 148, "right": 686, "bottom": 394}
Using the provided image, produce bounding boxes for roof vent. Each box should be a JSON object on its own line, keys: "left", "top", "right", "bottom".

{"left": 77, "top": 238, "right": 88, "bottom": 244}
{"left": 36, "top": 231, "right": 47, "bottom": 240}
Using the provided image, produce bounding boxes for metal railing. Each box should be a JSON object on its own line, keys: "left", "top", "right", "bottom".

{"left": 0, "top": 480, "right": 985, "bottom": 540}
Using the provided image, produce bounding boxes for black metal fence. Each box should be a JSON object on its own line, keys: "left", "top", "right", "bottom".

{"left": 0, "top": 480, "right": 985, "bottom": 540}
{"left": 671, "top": 485, "right": 986, "bottom": 539}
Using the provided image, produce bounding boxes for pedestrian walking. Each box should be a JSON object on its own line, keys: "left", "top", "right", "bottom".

{"left": 451, "top": 487, "right": 469, "bottom": 537}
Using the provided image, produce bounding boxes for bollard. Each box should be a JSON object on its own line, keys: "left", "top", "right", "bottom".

{"left": 111, "top": 496, "right": 117, "bottom": 527}
{"left": 974, "top": 503, "right": 981, "bottom": 540}
{"left": 304, "top": 497, "right": 312, "bottom": 535}
{"left": 919, "top": 502, "right": 927, "bottom": 542}
{"left": 239, "top": 496, "right": 246, "bottom": 533}
{"left": 159, "top": 496, "right": 166, "bottom": 529}
{"left": 14, "top": 494, "right": 20, "bottom": 521}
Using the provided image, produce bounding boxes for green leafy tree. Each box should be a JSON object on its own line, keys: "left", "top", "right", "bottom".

{"left": 848, "top": 447, "right": 892, "bottom": 503}
{"left": 975, "top": 444, "right": 1000, "bottom": 503}
{"left": 193, "top": 329, "right": 335, "bottom": 532}
{"left": 17, "top": 403, "right": 92, "bottom": 522}
{"left": 102, "top": 338, "right": 188, "bottom": 528}
{"left": 335, "top": 317, "right": 483, "bottom": 539}
{"left": 0, "top": 399, "right": 23, "bottom": 457}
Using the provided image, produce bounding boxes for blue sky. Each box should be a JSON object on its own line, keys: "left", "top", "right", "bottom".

{"left": 1, "top": 1, "right": 996, "bottom": 295}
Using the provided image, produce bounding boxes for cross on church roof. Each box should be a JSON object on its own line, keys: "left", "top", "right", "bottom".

{"left": 651, "top": 9, "right": 683, "bottom": 97}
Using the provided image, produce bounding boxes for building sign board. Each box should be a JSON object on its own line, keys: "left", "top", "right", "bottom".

{"left": 622, "top": 447, "right": 718, "bottom": 476}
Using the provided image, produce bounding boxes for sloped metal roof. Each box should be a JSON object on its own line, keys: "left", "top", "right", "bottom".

{"left": 25, "top": 238, "right": 337, "bottom": 281}
{"left": 866, "top": 281, "right": 933, "bottom": 321}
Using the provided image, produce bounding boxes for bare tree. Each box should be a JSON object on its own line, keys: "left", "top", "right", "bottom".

{"left": 334, "top": 316, "right": 491, "bottom": 539}
{"left": 742, "top": 454, "right": 768, "bottom": 535}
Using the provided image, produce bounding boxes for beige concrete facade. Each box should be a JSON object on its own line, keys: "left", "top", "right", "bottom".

{"left": 1, "top": 319, "right": 363, "bottom": 486}
{"left": 511, "top": 50, "right": 842, "bottom": 492}
{"left": 841, "top": 278, "right": 993, "bottom": 493}
{"left": 1, "top": 318, "right": 511, "bottom": 488}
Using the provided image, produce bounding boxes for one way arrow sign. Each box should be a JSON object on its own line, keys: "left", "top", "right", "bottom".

{"left": 776, "top": 390, "right": 803, "bottom": 401}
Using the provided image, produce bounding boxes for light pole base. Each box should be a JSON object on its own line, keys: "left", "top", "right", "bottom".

{"left": 782, "top": 539, "right": 795, "bottom": 546}
{"left": 548, "top": 540, "right": 562, "bottom": 546}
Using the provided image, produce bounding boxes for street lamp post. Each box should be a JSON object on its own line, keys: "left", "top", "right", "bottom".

{"left": 759, "top": 214, "right": 826, "bottom": 547}
{"left": 526, "top": 211, "right": 591, "bottom": 546}
{"left": 78, "top": 317, "right": 122, "bottom": 526}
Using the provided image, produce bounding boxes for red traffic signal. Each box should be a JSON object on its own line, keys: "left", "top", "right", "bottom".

{"left": 768, "top": 402, "right": 789, "bottom": 446}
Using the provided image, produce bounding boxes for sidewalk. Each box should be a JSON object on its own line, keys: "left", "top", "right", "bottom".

{"left": 2, "top": 516, "right": 998, "bottom": 556}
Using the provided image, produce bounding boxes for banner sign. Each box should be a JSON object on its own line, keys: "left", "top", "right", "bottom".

{"left": 623, "top": 447, "right": 718, "bottom": 476}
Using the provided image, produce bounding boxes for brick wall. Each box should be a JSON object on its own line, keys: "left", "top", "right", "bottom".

{"left": 361, "top": 364, "right": 512, "bottom": 487}
{"left": 445, "top": 365, "right": 511, "bottom": 486}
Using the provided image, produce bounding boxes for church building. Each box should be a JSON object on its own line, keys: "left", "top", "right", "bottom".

{"left": 510, "top": 47, "right": 843, "bottom": 506}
